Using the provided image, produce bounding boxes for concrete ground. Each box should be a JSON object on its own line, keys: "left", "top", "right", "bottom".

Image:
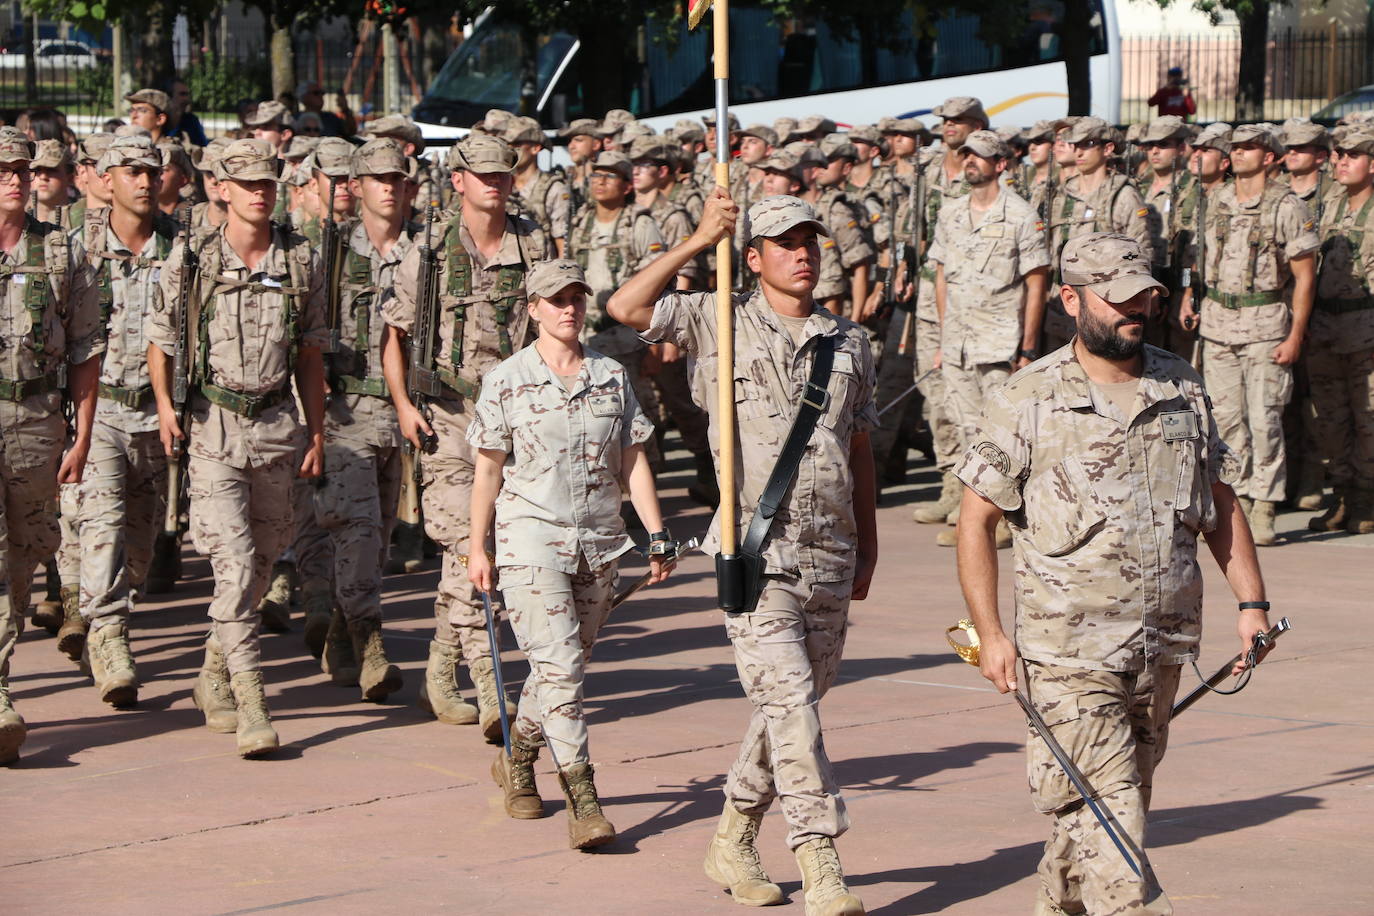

{"left": 4, "top": 449, "right": 1371, "bottom": 915}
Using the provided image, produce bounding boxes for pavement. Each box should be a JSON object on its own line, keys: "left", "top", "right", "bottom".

{"left": 4, "top": 449, "right": 1372, "bottom": 915}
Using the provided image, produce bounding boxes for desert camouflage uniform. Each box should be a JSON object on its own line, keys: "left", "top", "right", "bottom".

{"left": 642, "top": 288, "right": 877, "bottom": 849}
{"left": 1198, "top": 182, "right": 1318, "bottom": 502}
{"left": 150, "top": 226, "right": 327, "bottom": 675}
{"left": 928, "top": 186, "right": 1049, "bottom": 449}
{"left": 509, "top": 167, "right": 572, "bottom": 246}
{"left": 384, "top": 212, "right": 550, "bottom": 663}
{"left": 957, "top": 344, "right": 1236, "bottom": 916}
{"left": 78, "top": 215, "right": 178, "bottom": 631}
{"left": 468, "top": 343, "right": 654, "bottom": 763}
{"left": 0, "top": 219, "right": 103, "bottom": 682}
{"left": 813, "top": 187, "right": 875, "bottom": 311}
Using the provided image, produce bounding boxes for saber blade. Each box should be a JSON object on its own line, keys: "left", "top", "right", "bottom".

{"left": 480, "top": 590, "right": 513, "bottom": 758}
{"left": 611, "top": 537, "right": 699, "bottom": 609}
{"left": 1171, "top": 617, "right": 1291, "bottom": 720}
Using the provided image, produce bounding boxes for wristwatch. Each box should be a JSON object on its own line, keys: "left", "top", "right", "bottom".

{"left": 1017, "top": 348, "right": 1040, "bottom": 361}
{"left": 647, "top": 529, "right": 676, "bottom": 557}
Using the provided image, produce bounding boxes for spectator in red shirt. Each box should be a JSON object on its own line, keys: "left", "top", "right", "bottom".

{"left": 1149, "top": 67, "right": 1197, "bottom": 119}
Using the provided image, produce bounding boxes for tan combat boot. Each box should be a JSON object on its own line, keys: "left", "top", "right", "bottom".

{"left": 1295, "top": 458, "right": 1325, "bottom": 510}
{"left": 558, "top": 762, "right": 615, "bottom": 849}
{"left": 56, "top": 585, "right": 87, "bottom": 662}
{"left": 257, "top": 560, "right": 295, "bottom": 633}
{"left": 704, "top": 803, "right": 785, "bottom": 906}
{"left": 385, "top": 521, "right": 425, "bottom": 574}
{"left": 470, "top": 654, "right": 517, "bottom": 744}
{"left": 0, "top": 687, "right": 25, "bottom": 765}
{"left": 492, "top": 735, "right": 545, "bottom": 819}
{"left": 86, "top": 623, "right": 138, "bottom": 708}
{"left": 32, "top": 561, "right": 63, "bottom": 633}
{"left": 1250, "top": 500, "right": 1278, "bottom": 546}
{"left": 348, "top": 616, "right": 403, "bottom": 701}
{"left": 300, "top": 578, "right": 333, "bottom": 659}
{"left": 1308, "top": 486, "right": 1348, "bottom": 532}
{"left": 191, "top": 636, "right": 237, "bottom": 733}
{"left": 1346, "top": 489, "right": 1374, "bottom": 535}
{"left": 321, "top": 607, "right": 360, "bottom": 687}
{"left": 417, "top": 640, "right": 478, "bottom": 724}
{"left": 795, "top": 837, "right": 865, "bottom": 915}
{"left": 229, "top": 670, "right": 279, "bottom": 758}
{"left": 911, "top": 472, "right": 961, "bottom": 524}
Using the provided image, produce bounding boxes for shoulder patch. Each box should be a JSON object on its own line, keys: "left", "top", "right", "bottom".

{"left": 974, "top": 441, "right": 1011, "bottom": 475}
{"left": 648, "top": 242, "right": 664, "bottom": 253}
{"left": 1136, "top": 207, "right": 1149, "bottom": 218}
{"left": 846, "top": 219, "right": 857, "bottom": 228}
{"left": 822, "top": 239, "right": 836, "bottom": 249}
{"left": 1034, "top": 220, "right": 1045, "bottom": 232}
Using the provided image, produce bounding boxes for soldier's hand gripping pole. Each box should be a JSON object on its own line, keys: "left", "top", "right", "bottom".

{"left": 1172, "top": 617, "right": 1291, "bottom": 720}
{"left": 480, "top": 589, "right": 513, "bottom": 759}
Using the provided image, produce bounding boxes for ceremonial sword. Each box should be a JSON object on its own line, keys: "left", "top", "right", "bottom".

{"left": 1172, "top": 617, "right": 1291, "bottom": 720}
{"left": 611, "top": 537, "right": 699, "bottom": 609}
{"left": 480, "top": 589, "right": 514, "bottom": 759}
{"left": 875, "top": 366, "right": 939, "bottom": 419}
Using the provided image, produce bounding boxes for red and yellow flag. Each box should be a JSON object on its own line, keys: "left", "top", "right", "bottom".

{"left": 687, "top": 0, "right": 714, "bottom": 30}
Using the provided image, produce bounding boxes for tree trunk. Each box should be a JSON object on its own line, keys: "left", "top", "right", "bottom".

{"left": 23, "top": 12, "right": 37, "bottom": 107}
{"left": 135, "top": 5, "right": 175, "bottom": 88}
{"left": 269, "top": 16, "right": 296, "bottom": 100}
{"left": 1236, "top": 0, "right": 1270, "bottom": 121}
{"left": 1060, "top": 0, "right": 1093, "bottom": 116}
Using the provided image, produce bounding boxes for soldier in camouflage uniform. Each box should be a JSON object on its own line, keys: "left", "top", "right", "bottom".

{"left": 467, "top": 258, "right": 667, "bottom": 848}
{"left": 610, "top": 193, "right": 877, "bottom": 914}
{"left": 555, "top": 118, "right": 603, "bottom": 216}
{"left": 189, "top": 138, "right": 230, "bottom": 244}
{"left": 362, "top": 114, "right": 436, "bottom": 216}
{"left": 73, "top": 135, "right": 179, "bottom": 709}
{"left": 1178, "top": 123, "right": 1317, "bottom": 545}
{"left": 505, "top": 116, "right": 572, "bottom": 256}
{"left": 929, "top": 130, "right": 1049, "bottom": 548}
{"left": 0, "top": 134, "right": 105, "bottom": 764}
{"left": 697, "top": 111, "right": 744, "bottom": 196}
{"left": 30, "top": 140, "right": 77, "bottom": 228}
{"left": 1135, "top": 116, "right": 1195, "bottom": 354}
{"left": 155, "top": 139, "right": 194, "bottom": 217}
{"left": 125, "top": 88, "right": 170, "bottom": 143}
{"left": 957, "top": 232, "right": 1274, "bottom": 916}
{"left": 382, "top": 134, "right": 546, "bottom": 739}
{"left": 1308, "top": 124, "right": 1374, "bottom": 534}
{"left": 73, "top": 133, "right": 114, "bottom": 236}
{"left": 149, "top": 138, "right": 329, "bottom": 758}
{"left": 807, "top": 133, "right": 876, "bottom": 321}
{"left": 1020, "top": 121, "right": 1058, "bottom": 218}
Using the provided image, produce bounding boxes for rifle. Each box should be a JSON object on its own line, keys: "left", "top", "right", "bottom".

{"left": 898, "top": 142, "right": 926, "bottom": 358}
{"left": 404, "top": 195, "right": 442, "bottom": 488}
{"left": 883, "top": 181, "right": 899, "bottom": 306}
{"left": 321, "top": 176, "right": 344, "bottom": 385}
{"left": 163, "top": 207, "right": 197, "bottom": 540}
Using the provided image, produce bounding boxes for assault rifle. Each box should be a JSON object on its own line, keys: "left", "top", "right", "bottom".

{"left": 163, "top": 206, "right": 196, "bottom": 541}
{"left": 899, "top": 142, "right": 926, "bottom": 358}
{"left": 405, "top": 195, "right": 442, "bottom": 486}
{"left": 321, "top": 176, "right": 344, "bottom": 385}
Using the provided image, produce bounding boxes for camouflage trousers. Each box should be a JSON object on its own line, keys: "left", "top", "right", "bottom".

{"left": 188, "top": 454, "right": 296, "bottom": 676}
{"left": 55, "top": 480, "right": 82, "bottom": 592}
{"left": 915, "top": 318, "right": 961, "bottom": 472}
{"left": 1202, "top": 339, "right": 1293, "bottom": 502}
{"left": 500, "top": 559, "right": 617, "bottom": 767}
{"left": 78, "top": 424, "right": 166, "bottom": 631}
{"left": 1307, "top": 346, "right": 1374, "bottom": 489}
{"left": 0, "top": 443, "right": 61, "bottom": 684}
{"left": 1024, "top": 660, "right": 1181, "bottom": 916}
{"left": 942, "top": 360, "right": 1012, "bottom": 453}
{"left": 869, "top": 309, "right": 922, "bottom": 469}
{"left": 653, "top": 357, "right": 710, "bottom": 457}
{"left": 723, "top": 574, "right": 852, "bottom": 850}
{"left": 291, "top": 474, "right": 332, "bottom": 589}
{"left": 313, "top": 439, "right": 401, "bottom": 623}
{"left": 422, "top": 398, "right": 493, "bottom": 665}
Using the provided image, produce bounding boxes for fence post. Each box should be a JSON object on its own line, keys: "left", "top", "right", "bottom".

{"left": 1328, "top": 22, "right": 1338, "bottom": 103}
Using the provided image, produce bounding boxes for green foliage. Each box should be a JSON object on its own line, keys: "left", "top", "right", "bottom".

{"left": 74, "top": 57, "right": 112, "bottom": 109}
{"left": 184, "top": 51, "right": 268, "bottom": 111}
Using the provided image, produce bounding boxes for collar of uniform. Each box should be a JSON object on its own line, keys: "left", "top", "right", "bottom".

{"left": 458, "top": 216, "right": 527, "bottom": 271}
{"left": 520, "top": 341, "right": 614, "bottom": 396}
{"left": 744, "top": 291, "right": 843, "bottom": 344}
{"left": 103, "top": 223, "right": 158, "bottom": 259}
{"left": 348, "top": 218, "right": 405, "bottom": 265}
{"left": 217, "top": 231, "right": 289, "bottom": 279}
{"left": 1057, "top": 343, "right": 1182, "bottom": 414}
{"left": 971, "top": 188, "right": 1010, "bottom": 226}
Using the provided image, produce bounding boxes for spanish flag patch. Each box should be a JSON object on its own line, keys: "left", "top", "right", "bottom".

{"left": 1034, "top": 220, "right": 1045, "bottom": 232}
{"left": 648, "top": 243, "right": 664, "bottom": 253}
{"left": 1136, "top": 207, "right": 1149, "bottom": 217}
{"left": 823, "top": 239, "right": 836, "bottom": 249}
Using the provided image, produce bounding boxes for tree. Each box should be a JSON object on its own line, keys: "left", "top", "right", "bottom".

{"left": 1147, "top": 0, "right": 1276, "bottom": 121}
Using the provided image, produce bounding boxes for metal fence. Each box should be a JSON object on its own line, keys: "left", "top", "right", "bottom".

{"left": 1123, "top": 28, "right": 1374, "bottom": 124}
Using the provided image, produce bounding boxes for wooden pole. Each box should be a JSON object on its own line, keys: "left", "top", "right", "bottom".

{"left": 712, "top": 0, "right": 737, "bottom": 559}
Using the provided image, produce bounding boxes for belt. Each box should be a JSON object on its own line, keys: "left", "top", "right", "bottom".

{"left": 0, "top": 372, "right": 60, "bottom": 402}
{"left": 334, "top": 374, "right": 390, "bottom": 398}
{"left": 1204, "top": 289, "right": 1283, "bottom": 310}
{"left": 199, "top": 383, "right": 289, "bottom": 418}
{"left": 1315, "top": 296, "right": 1374, "bottom": 314}
{"left": 98, "top": 382, "right": 153, "bottom": 409}
{"left": 435, "top": 367, "right": 480, "bottom": 402}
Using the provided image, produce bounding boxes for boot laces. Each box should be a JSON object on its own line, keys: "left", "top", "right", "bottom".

{"left": 730, "top": 817, "right": 767, "bottom": 877}
{"left": 809, "top": 843, "right": 845, "bottom": 890}
{"left": 510, "top": 745, "right": 539, "bottom": 790}
{"left": 569, "top": 772, "right": 602, "bottom": 818}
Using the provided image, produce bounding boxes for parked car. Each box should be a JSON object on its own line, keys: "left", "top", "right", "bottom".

{"left": 1311, "top": 85, "right": 1374, "bottom": 126}
{"left": 0, "top": 39, "right": 99, "bottom": 70}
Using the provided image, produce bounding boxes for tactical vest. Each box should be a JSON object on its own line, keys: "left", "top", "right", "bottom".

{"left": 0, "top": 217, "right": 69, "bottom": 387}
{"left": 94, "top": 213, "right": 176, "bottom": 325}
{"left": 572, "top": 206, "right": 647, "bottom": 287}
{"left": 437, "top": 215, "right": 535, "bottom": 390}
{"left": 508, "top": 168, "right": 560, "bottom": 230}
{"left": 1318, "top": 193, "right": 1374, "bottom": 310}
{"left": 1209, "top": 181, "right": 1291, "bottom": 293}
{"left": 334, "top": 221, "right": 422, "bottom": 396}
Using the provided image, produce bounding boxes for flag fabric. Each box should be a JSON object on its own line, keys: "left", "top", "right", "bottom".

{"left": 687, "top": 0, "right": 714, "bottom": 30}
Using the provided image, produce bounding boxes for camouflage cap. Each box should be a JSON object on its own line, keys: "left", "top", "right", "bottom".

{"left": 818, "top": 133, "right": 858, "bottom": 161}
{"left": 1229, "top": 122, "right": 1283, "bottom": 156}
{"left": 619, "top": 122, "right": 656, "bottom": 145}
{"left": 846, "top": 125, "right": 881, "bottom": 145}
{"left": 1333, "top": 124, "right": 1374, "bottom": 156}
{"left": 738, "top": 124, "right": 778, "bottom": 147}
{"left": 1021, "top": 120, "right": 1057, "bottom": 143}
{"left": 995, "top": 125, "right": 1024, "bottom": 147}
{"left": 795, "top": 115, "right": 837, "bottom": 137}
{"left": 0, "top": 134, "right": 34, "bottom": 165}
{"left": 351, "top": 137, "right": 409, "bottom": 178}
{"left": 627, "top": 135, "right": 675, "bottom": 164}
{"left": 77, "top": 132, "right": 114, "bottom": 165}
{"left": 878, "top": 116, "right": 927, "bottom": 137}
{"left": 933, "top": 96, "right": 990, "bottom": 127}
{"left": 702, "top": 110, "right": 741, "bottom": 131}
{"left": 113, "top": 124, "right": 151, "bottom": 139}
{"left": 213, "top": 138, "right": 281, "bottom": 181}
{"left": 1060, "top": 232, "right": 1165, "bottom": 303}
{"left": 961, "top": 129, "right": 1010, "bottom": 160}
{"left": 478, "top": 108, "right": 515, "bottom": 135}
{"left": 197, "top": 137, "right": 232, "bottom": 174}
{"left": 784, "top": 141, "right": 826, "bottom": 168}
{"left": 288, "top": 158, "right": 313, "bottom": 187}
{"left": 125, "top": 88, "right": 169, "bottom": 112}
{"left": 557, "top": 118, "right": 603, "bottom": 139}
{"left": 157, "top": 138, "right": 194, "bottom": 176}
{"left": 759, "top": 150, "right": 803, "bottom": 181}
{"left": 283, "top": 135, "right": 321, "bottom": 162}
{"left": 447, "top": 133, "right": 517, "bottom": 174}
{"left": 244, "top": 100, "right": 288, "bottom": 128}
{"left": 672, "top": 118, "right": 704, "bottom": 144}
{"left": 1141, "top": 115, "right": 1190, "bottom": 144}
{"left": 1191, "top": 122, "right": 1232, "bottom": 154}
{"left": 1066, "top": 116, "right": 1116, "bottom": 144}
{"left": 773, "top": 117, "right": 798, "bottom": 145}
{"left": 1124, "top": 122, "right": 1145, "bottom": 144}
{"left": 1281, "top": 118, "right": 1329, "bottom": 149}
{"left": 747, "top": 195, "right": 830, "bottom": 242}
{"left": 590, "top": 150, "right": 632, "bottom": 180}
{"left": 96, "top": 134, "right": 160, "bottom": 175}
{"left": 1338, "top": 109, "right": 1374, "bottom": 127}
{"left": 311, "top": 137, "right": 355, "bottom": 178}
{"left": 30, "top": 139, "right": 72, "bottom": 170}
{"left": 526, "top": 258, "right": 592, "bottom": 299}
{"left": 365, "top": 114, "right": 425, "bottom": 152}
{"left": 503, "top": 116, "right": 545, "bottom": 146}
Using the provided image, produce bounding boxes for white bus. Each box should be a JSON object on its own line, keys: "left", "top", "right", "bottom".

{"left": 413, "top": 2, "right": 1120, "bottom": 140}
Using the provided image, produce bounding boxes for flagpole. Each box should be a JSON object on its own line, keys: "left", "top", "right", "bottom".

{"left": 711, "top": 0, "right": 737, "bottom": 564}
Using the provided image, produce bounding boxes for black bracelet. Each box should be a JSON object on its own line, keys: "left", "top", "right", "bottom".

{"left": 1238, "top": 601, "right": 1271, "bottom": 612}
{"left": 648, "top": 529, "right": 671, "bottom": 542}
{"left": 1018, "top": 348, "right": 1040, "bottom": 361}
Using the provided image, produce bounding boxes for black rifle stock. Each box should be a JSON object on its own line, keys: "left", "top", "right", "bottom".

{"left": 321, "top": 177, "right": 344, "bottom": 385}
{"left": 405, "top": 195, "right": 442, "bottom": 485}
{"left": 163, "top": 208, "right": 196, "bottom": 538}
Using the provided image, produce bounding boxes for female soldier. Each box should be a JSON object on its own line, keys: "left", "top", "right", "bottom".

{"left": 466, "top": 258, "right": 672, "bottom": 850}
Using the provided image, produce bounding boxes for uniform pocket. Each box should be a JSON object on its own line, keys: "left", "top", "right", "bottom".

{"left": 1173, "top": 445, "right": 1204, "bottom": 532}
{"left": 1024, "top": 457, "right": 1106, "bottom": 557}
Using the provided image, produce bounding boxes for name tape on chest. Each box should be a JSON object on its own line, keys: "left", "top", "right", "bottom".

{"left": 980, "top": 224, "right": 1006, "bottom": 238}
{"left": 588, "top": 392, "right": 621, "bottom": 417}
{"left": 832, "top": 351, "right": 854, "bottom": 375}
{"left": 1160, "top": 410, "right": 1199, "bottom": 441}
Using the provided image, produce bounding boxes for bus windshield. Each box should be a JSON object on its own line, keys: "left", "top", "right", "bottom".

{"left": 420, "top": 20, "right": 576, "bottom": 120}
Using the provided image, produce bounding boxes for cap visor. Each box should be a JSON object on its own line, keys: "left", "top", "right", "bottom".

{"left": 754, "top": 216, "right": 830, "bottom": 241}
{"left": 1093, "top": 273, "right": 1165, "bottom": 304}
